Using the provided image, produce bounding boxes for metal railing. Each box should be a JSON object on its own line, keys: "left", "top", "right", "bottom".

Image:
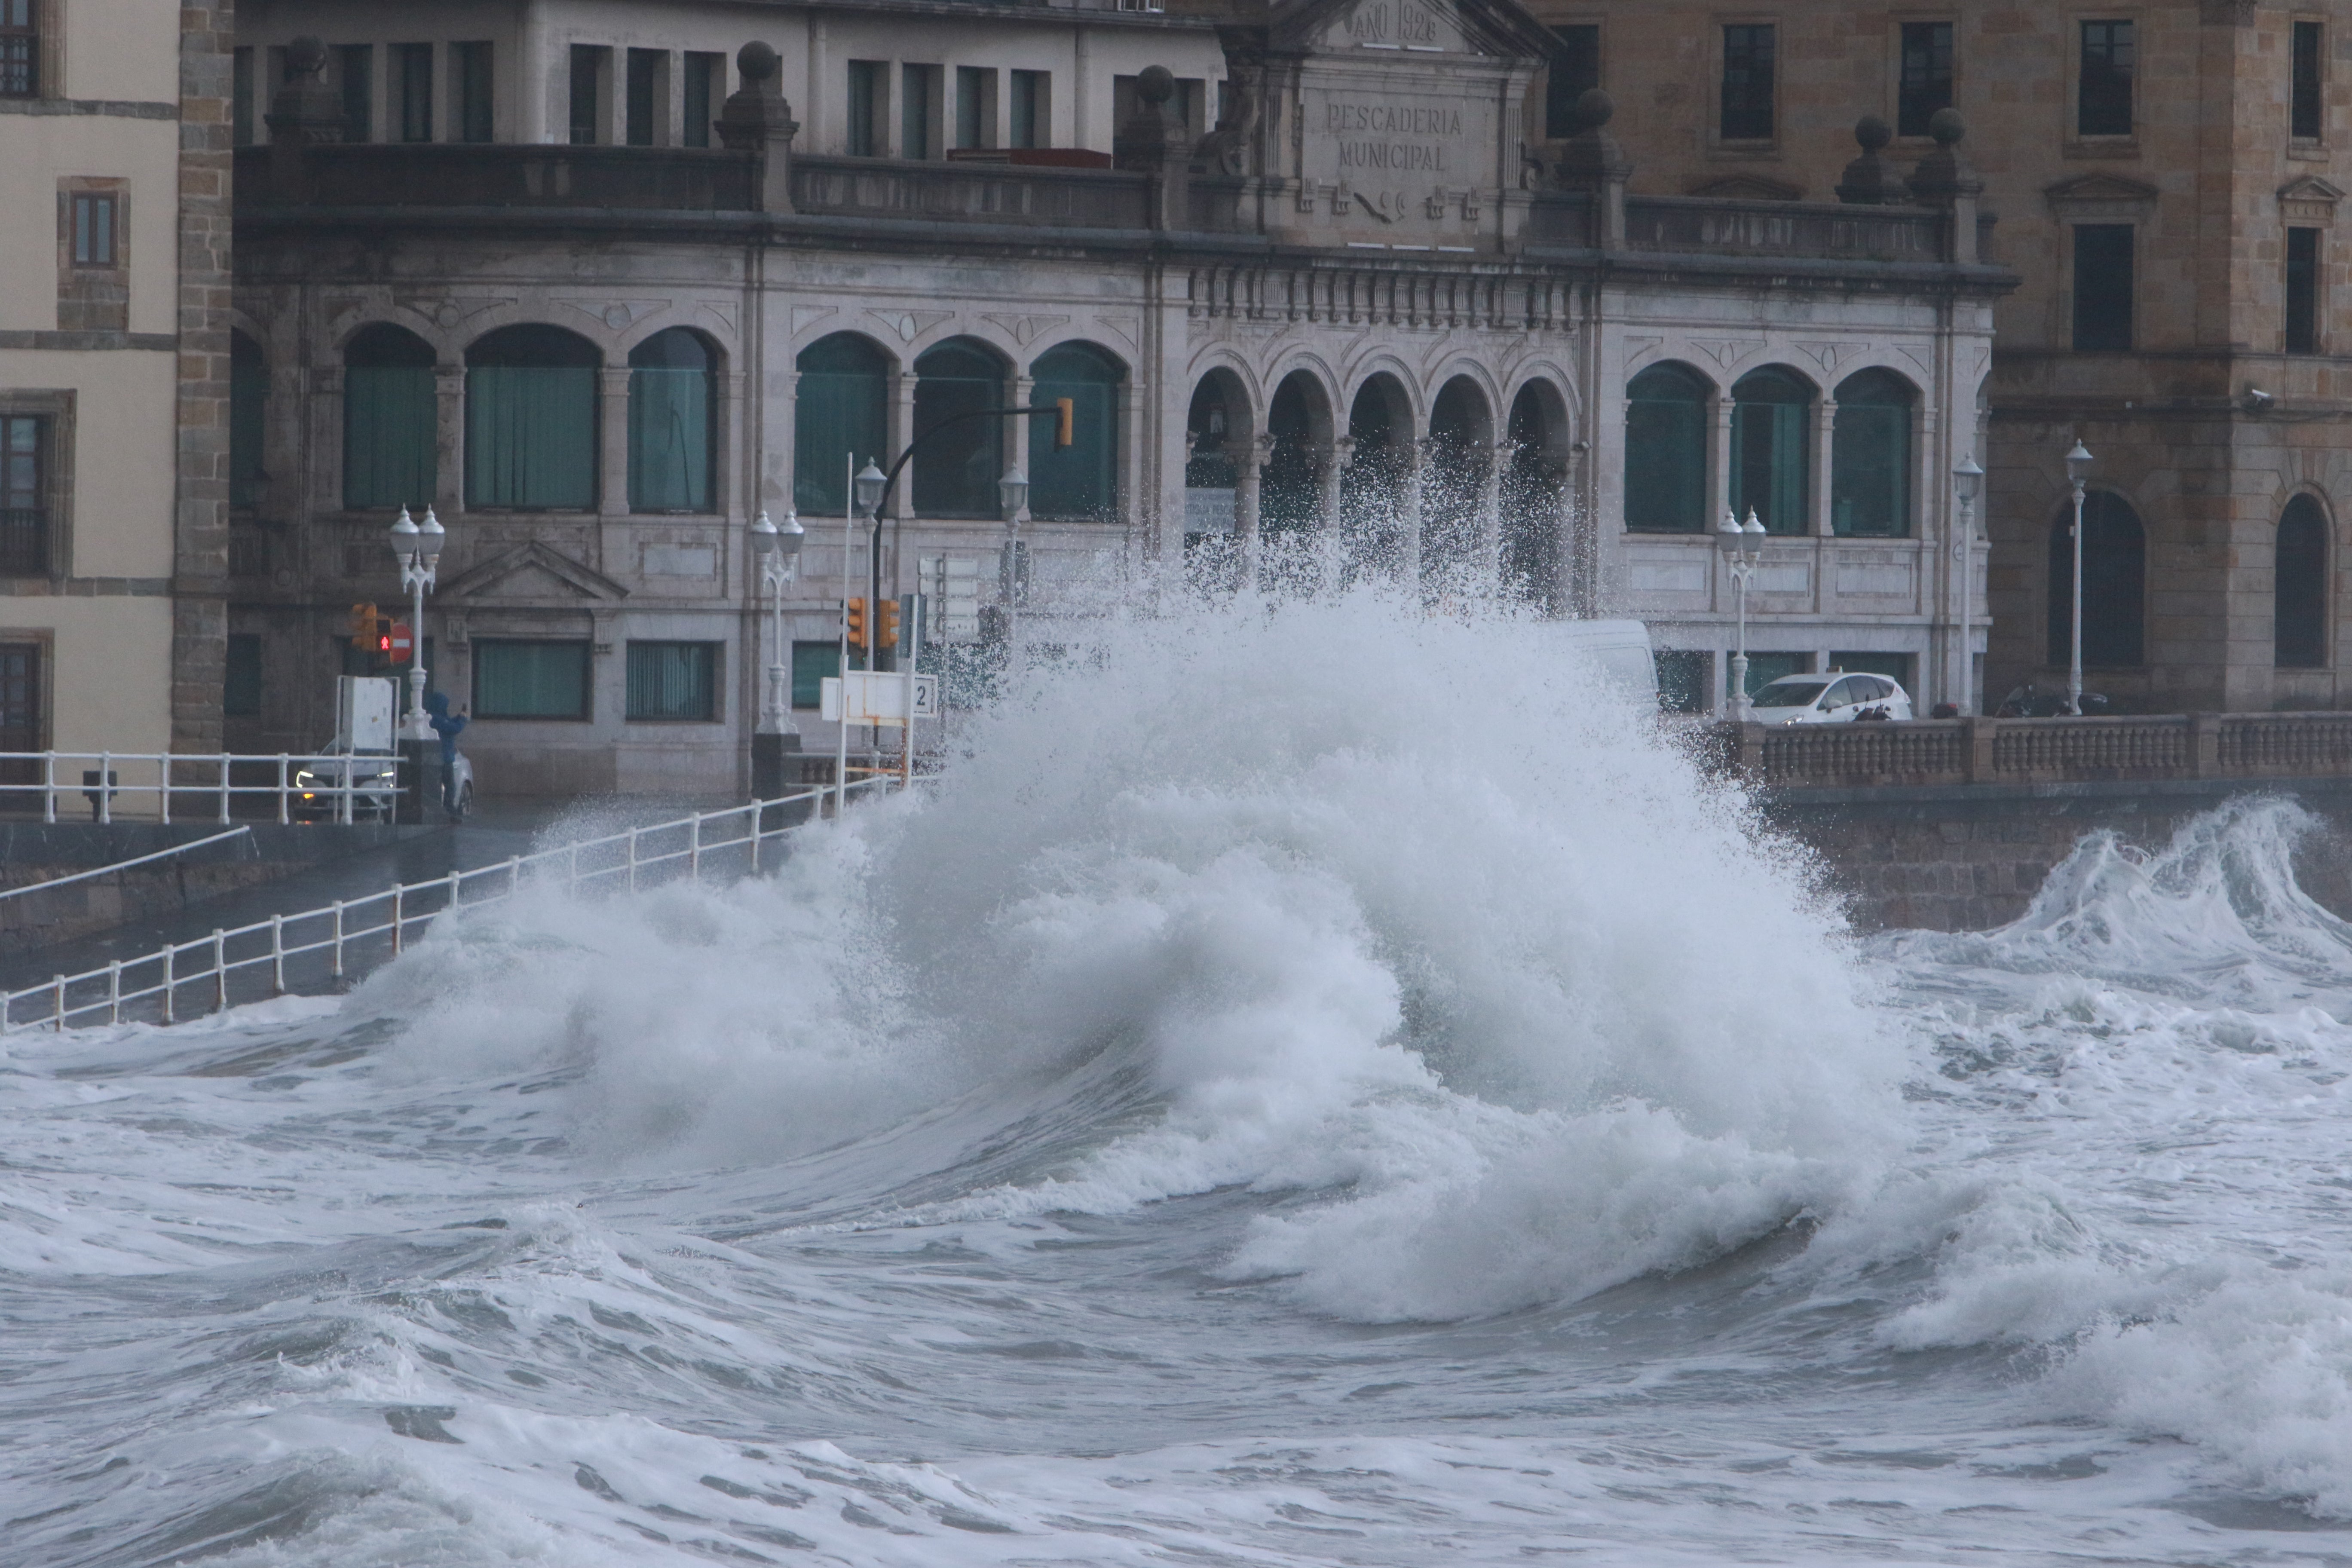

{"left": 0, "top": 778, "right": 887, "bottom": 1033}
{"left": 1715, "top": 710, "right": 2352, "bottom": 790}
{"left": 0, "top": 826, "right": 251, "bottom": 903}
{"left": 0, "top": 751, "right": 398, "bottom": 824}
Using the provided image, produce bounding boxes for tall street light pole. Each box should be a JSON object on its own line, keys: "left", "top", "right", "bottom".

{"left": 1716, "top": 506, "right": 1765, "bottom": 720}
{"left": 748, "top": 507, "right": 804, "bottom": 801}
{"left": 2064, "top": 440, "right": 2094, "bottom": 716}
{"left": 388, "top": 505, "right": 444, "bottom": 822}
{"left": 1952, "top": 454, "right": 1983, "bottom": 714}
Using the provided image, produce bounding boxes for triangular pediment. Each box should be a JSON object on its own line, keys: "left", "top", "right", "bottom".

{"left": 439, "top": 540, "right": 629, "bottom": 603}
{"left": 1687, "top": 174, "right": 1804, "bottom": 202}
{"left": 1272, "top": 0, "right": 1555, "bottom": 61}
{"left": 2278, "top": 174, "right": 2346, "bottom": 204}
{"left": 2043, "top": 172, "right": 2161, "bottom": 205}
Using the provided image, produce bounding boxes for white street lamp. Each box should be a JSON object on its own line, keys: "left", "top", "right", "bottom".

{"left": 1718, "top": 506, "right": 1766, "bottom": 720}
{"left": 1952, "top": 454, "right": 1984, "bottom": 714}
{"left": 854, "top": 461, "right": 887, "bottom": 519}
{"left": 998, "top": 462, "right": 1030, "bottom": 617}
{"left": 387, "top": 505, "right": 441, "bottom": 741}
{"left": 2063, "top": 440, "right": 2093, "bottom": 716}
{"left": 749, "top": 508, "right": 803, "bottom": 740}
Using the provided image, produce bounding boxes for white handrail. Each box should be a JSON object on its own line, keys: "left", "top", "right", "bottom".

{"left": 0, "top": 775, "right": 893, "bottom": 1034}
{"left": 0, "top": 826, "right": 252, "bottom": 902}
{"left": 0, "top": 751, "right": 392, "bottom": 824}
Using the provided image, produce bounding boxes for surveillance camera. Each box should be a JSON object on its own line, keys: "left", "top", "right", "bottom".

{"left": 2246, "top": 386, "right": 2275, "bottom": 409}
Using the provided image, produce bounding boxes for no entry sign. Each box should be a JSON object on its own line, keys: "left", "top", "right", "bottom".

{"left": 389, "top": 621, "right": 413, "bottom": 663}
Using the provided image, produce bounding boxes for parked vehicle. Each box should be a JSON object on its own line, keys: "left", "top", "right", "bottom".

{"left": 1748, "top": 670, "right": 1916, "bottom": 724}
{"left": 1538, "top": 619, "right": 1657, "bottom": 706}
{"left": 1994, "top": 682, "right": 2110, "bottom": 717}
{"left": 292, "top": 744, "right": 473, "bottom": 822}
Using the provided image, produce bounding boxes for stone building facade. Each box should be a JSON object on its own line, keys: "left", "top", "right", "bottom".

{"left": 226, "top": 0, "right": 2007, "bottom": 796}
{"left": 0, "top": 0, "right": 232, "bottom": 766}
{"left": 1525, "top": 0, "right": 2352, "bottom": 713}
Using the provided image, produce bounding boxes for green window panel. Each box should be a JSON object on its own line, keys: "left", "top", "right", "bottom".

{"left": 1653, "top": 649, "right": 1711, "bottom": 715}
{"left": 2278, "top": 495, "right": 2329, "bottom": 668}
{"left": 1739, "top": 651, "right": 1810, "bottom": 701}
{"left": 913, "top": 340, "right": 1004, "bottom": 518}
{"left": 1731, "top": 367, "right": 1812, "bottom": 535}
{"left": 343, "top": 324, "right": 437, "bottom": 511}
{"left": 230, "top": 332, "right": 268, "bottom": 511}
{"left": 1623, "top": 362, "right": 1709, "bottom": 533}
{"left": 794, "top": 333, "right": 889, "bottom": 515}
{"left": 1830, "top": 369, "right": 1913, "bottom": 538}
{"left": 628, "top": 328, "right": 714, "bottom": 512}
{"left": 474, "top": 639, "right": 591, "bottom": 719}
{"left": 626, "top": 641, "right": 718, "bottom": 721}
{"left": 1029, "top": 342, "right": 1121, "bottom": 521}
{"left": 791, "top": 640, "right": 840, "bottom": 709}
{"left": 465, "top": 325, "right": 600, "bottom": 510}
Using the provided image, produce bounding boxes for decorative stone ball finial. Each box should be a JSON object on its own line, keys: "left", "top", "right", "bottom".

{"left": 1574, "top": 87, "right": 1615, "bottom": 134}
{"left": 1853, "top": 114, "right": 1891, "bottom": 153}
{"left": 1136, "top": 64, "right": 1175, "bottom": 106}
{"left": 737, "top": 40, "right": 779, "bottom": 84}
{"left": 1929, "top": 107, "right": 1967, "bottom": 146}
{"left": 287, "top": 35, "right": 328, "bottom": 80}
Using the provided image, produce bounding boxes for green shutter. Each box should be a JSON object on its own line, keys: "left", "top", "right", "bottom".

{"left": 1624, "top": 388, "right": 1707, "bottom": 531}
{"left": 344, "top": 365, "right": 438, "bottom": 510}
{"left": 1732, "top": 392, "right": 1810, "bottom": 535}
{"left": 1028, "top": 347, "right": 1121, "bottom": 521}
{"left": 1830, "top": 401, "right": 1909, "bottom": 537}
{"left": 625, "top": 642, "right": 717, "bottom": 720}
{"left": 473, "top": 640, "right": 590, "bottom": 718}
{"left": 794, "top": 368, "right": 888, "bottom": 514}
{"left": 628, "top": 368, "right": 711, "bottom": 511}
{"left": 790, "top": 640, "right": 839, "bottom": 709}
{"left": 466, "top": 366, "right": 597, "bottom": 508}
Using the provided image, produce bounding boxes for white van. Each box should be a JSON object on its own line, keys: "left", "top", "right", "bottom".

{"left": 1536, "top": 619, "right": 1657, "bottom": 707}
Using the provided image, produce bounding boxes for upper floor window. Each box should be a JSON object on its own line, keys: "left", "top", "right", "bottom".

{"left": 1010, "top": 69, "right": 1047, "bottom": 149}
{"left": 1, "top": 0, "right": 37, "bottom": 98}
{"left": 343, "top": 324, "right": 437, "bottom": 512}
{"left": 1544, "top": 24, "right": 1602, "bottom": 138}
{"left": 465, "top": 325, "right": 600, "bottom": 511}
{"left": 339, "top": 44, "right": 373, "bottom": 141}
{"left": 70, "top": 193, "right": 116, "bottom": 267}
{"left": 569, "top": 45, "right": 606, "bottom": 145}
{"left": 1730, "top": 367, "right": 1813, "bottom": 535}
{"left": 2294, "top": 19, "right": 2324, "bottom": 140}
{"left": 1720, "top": 24, "right": 1775, "bottom": 141}
{"left": 2073, "top": 223, "right": 2135, "bottom": 351}
{"left": 628, "top": 328, "right": 715, "bottom": 512}
{"left": 396, "top": 43, "right": 434, "bottom": 142}
{"left": 1028, "top": 343, "right": 1122, "bottom": 521}
{"left": 1830, "top": 370, "right": 1914, "bottom": 538}
{"left": 683, "top": 51, "right": 722, "bottom": 148}
{"left": 1897, "top": 21, "right": 1953, "bottom": 139}
{"left": 233, "top": 47, "right": 255, "bottom": 144}
{"left": 2277, "top": 496, "right": 2328, "bottom": 668}
{"left": 2078, "top": 20, "right": 2134, "bottom": 138}
{"left": 847, "top": 60, "right": 884, "bottom": 156}
{"left": 956, "top": 67, "right": 995, "bottom": 151}
{"left": 626, "top": 48, "right": 663, "bottom": 146}
{"left": 2288, "top": 226, "right": 2322, "bottom": 353}
{"left": 913, "top": 340, "right": 1007, "bottom": 518}
{"left": 231, "top": 332, "right": 269, "bottom": 511}
{"left": 2048, "top": 492, "right": 2145, "bottom": 668}
{"left": 1623, "top": 362, "right": 1709, "bottom": 533}
{"left": 454, "top": 42, "right": 493, "bottom": 143}
{"left": 795, "top": 333, "right": 889, "bottom": 515}
{"left": 1, "top": 415, "right": 48, "bottom": 576}
{"left": 903, "top": 63, "right": 940, "bottom": 159}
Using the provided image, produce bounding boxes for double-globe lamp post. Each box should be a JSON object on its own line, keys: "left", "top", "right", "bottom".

{"left": 2064, "top": 439, "right": 2094, "bottom": 716}
{"left": 388, "top": 505, "right": 444, "bottom": 823}
{"left": 1715, "top": 506, "right": 1766, "bottom": 720}
{"left": 748, "top": 507, "right": 806, "bottom": 801}
{"left": 1952, "top": 454, "right": 1983, "bottom": 714}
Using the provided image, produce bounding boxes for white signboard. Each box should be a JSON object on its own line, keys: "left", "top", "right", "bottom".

{"left": 821, "top": 672, "right": 938, "bottom": 727}
{"left": 336, "top": 676, "right": 398, "bottom": 752}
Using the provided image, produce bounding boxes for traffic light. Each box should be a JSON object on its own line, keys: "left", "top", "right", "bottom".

{"left": 349, "top": 602, "right": 380, "bottom": 652}
{"left": 846, "top": 596, "right": 867, "bottom": 650}
{"left": 375, "top": 616, "right": 393, "bottom": 656}
{"left": 876, "top": 598, "right": 900, "bottom": 651}
{"left": 1054, "top": 397, "right": 1075, "bottom": 449}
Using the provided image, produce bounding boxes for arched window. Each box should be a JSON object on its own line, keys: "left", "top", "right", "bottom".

{"left": 230, "top": 331, "right": 267, "bottom": 510}
{"left": 1029, "top": 343, "right": 1121, "bottom": 521}
{"left": 1623, "top": 363, "right": 1708, "bottom": 533}
{"left": 912, "top": 340, "right": 1005, "bottom": 518}
{"left": 465, "top": 325, "right": 599, "bottom": 509}
{"left": 1732, "top": 367, "right": 1814, "bottom": 535}
{"left": 2278, "top": 494, "right": 2329, "bottom": 668}
{"left": 628, "top": 328, "right": 715, "bottom": 512}
{"left": 2046, "top": 490, "right": 2145, "bottom": 667}
{"left": 1261, "top": 374, "right": 1323, "bottom": 537}
{"left": 1503, "top": 382, "right": 1565, "bottom": 609}
{"left": 343, "top": 324, "right": 436, "bottom": 512}
{"left": 794, "top": 334, "right": 888, "bottom": 515}
{"left": 1830, "top": 369, "right": 1913, "bottom": 538}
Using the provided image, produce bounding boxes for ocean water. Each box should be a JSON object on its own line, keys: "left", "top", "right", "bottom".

{"left": 6, "top": 594, "right": 2352, "bottom": 1567}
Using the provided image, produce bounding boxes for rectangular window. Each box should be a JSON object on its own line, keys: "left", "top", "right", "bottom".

{"left": 396, "top": 43, "right": 433, "bottom": 141}
{"left": 2079, "top": 19, "right": 2134, "bottom": 137}
{"left": 569, "top": 44, "right": 605, "bottom": 145}
{"left": 473, "top": 640, "right": 591, "bottom": 720}
{"left": 847, "top": 59, "right": 883, "bottom": 156}
{"left": 626, "top": 47, "right": 662, "bottom": 146}
{"left": 683, "top": 51, "right": 721, "bottom": 148}
{"left": 625, "top": 641, "right": 718, "bottom": 721}
{"left": 233, "top": 46, "right": 254, "bottom": 143}
{"left": 1544, "top": 24, "right": 1601, "bottom": 139}
{"left": 2073, "top": 223, "right": 2135, "bottom": 351}
{"left": 1897, "top": 21, "right": 1954, "bottom": 138}
{"left": 338, "top": 44, "right": 373, "bottom": 141}
{"left": 70, "top": 193, "right": 115, "bottom": 267}
{"left": 0, "top": 415, "right": 47, "bottom": 577}
{"left": 224, "top": 634, "right": 263, "bottom": 718}
{"left": 1, "top": 0, "right": 37, "bottom": 98}
{"left": 1653, "top": 650, "right": 1710, "bottom": 716}
{"left": 2288, "top": 225, "right": 2321, "bottom": 353}
{"left": 2294, "top": 19, "right": 2324, "bottom": 140}
{"left": 0, "top": 641, "right": 43, "bottom": 759}
{"left": 902, "top": 63, "right": 938, "bottom": 158}
{"left": 956, "top": 65, "right": 994, "bottom": 150}
{"left": 454, "top": 42, "right": 492, "bottom": 142}
{"left": 1010, "top": 69, "right": 1047, "bottom": 149}
{"left": 1720, "top": 23, "right": 1775, "bottom": 141}
{"left": 791, "top": 640, "right": 840, "bottom": 709}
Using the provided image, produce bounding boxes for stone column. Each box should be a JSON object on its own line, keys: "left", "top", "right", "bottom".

{"left": 435, "top": 364, "right": 466, "bottom": 515}
{"left": 1813, "top": 396, "right": 1838, "bottom": 536}
{"left": 599, "top": 366, "right": 632, "bottom": 514}
{"left": 1552, "top": 459, "right": 1583, "bottom": 617}
{"left": 1318, "top": 436, "right": 1353, "bottom": 591}
{"left": 1712, "top": 396, "right": 1736, "bottom": 527}
{"left": 1235, "top": 430, "right": 1271, "bottom": 583}
{"left": 1402, "top": 438, "right": 1427, "bottom": 595}
{"left": 1479, "top": 437, "right": 1508, "bottom": 591}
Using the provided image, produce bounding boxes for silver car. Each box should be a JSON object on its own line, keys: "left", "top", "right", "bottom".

{"left": 1748, "top": 671, "right": 1915, "bottom": 725}
{"left": 294, "top": 746, "right": 474, "bottom": 822}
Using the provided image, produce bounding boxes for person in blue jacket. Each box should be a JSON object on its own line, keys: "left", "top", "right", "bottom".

{"left": 424, "top": 690, "right": 468, "bottom": 812}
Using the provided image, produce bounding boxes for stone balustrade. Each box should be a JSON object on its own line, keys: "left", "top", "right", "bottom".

{"left": 1712, "top": 713, "right": 2352, "bottom": 790}
{"left": 236, "top": 144, "right": 762, "bottom": 211}
{"left": 789, "top": 154, "right": 1153, "bottom": 228}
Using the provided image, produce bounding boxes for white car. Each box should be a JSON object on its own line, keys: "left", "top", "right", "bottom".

{"left": 294, "top": 745, "right": 474, "bottom": 822}
{"left": 1748, "top": 670, "right": 1914, "bottom": 724}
